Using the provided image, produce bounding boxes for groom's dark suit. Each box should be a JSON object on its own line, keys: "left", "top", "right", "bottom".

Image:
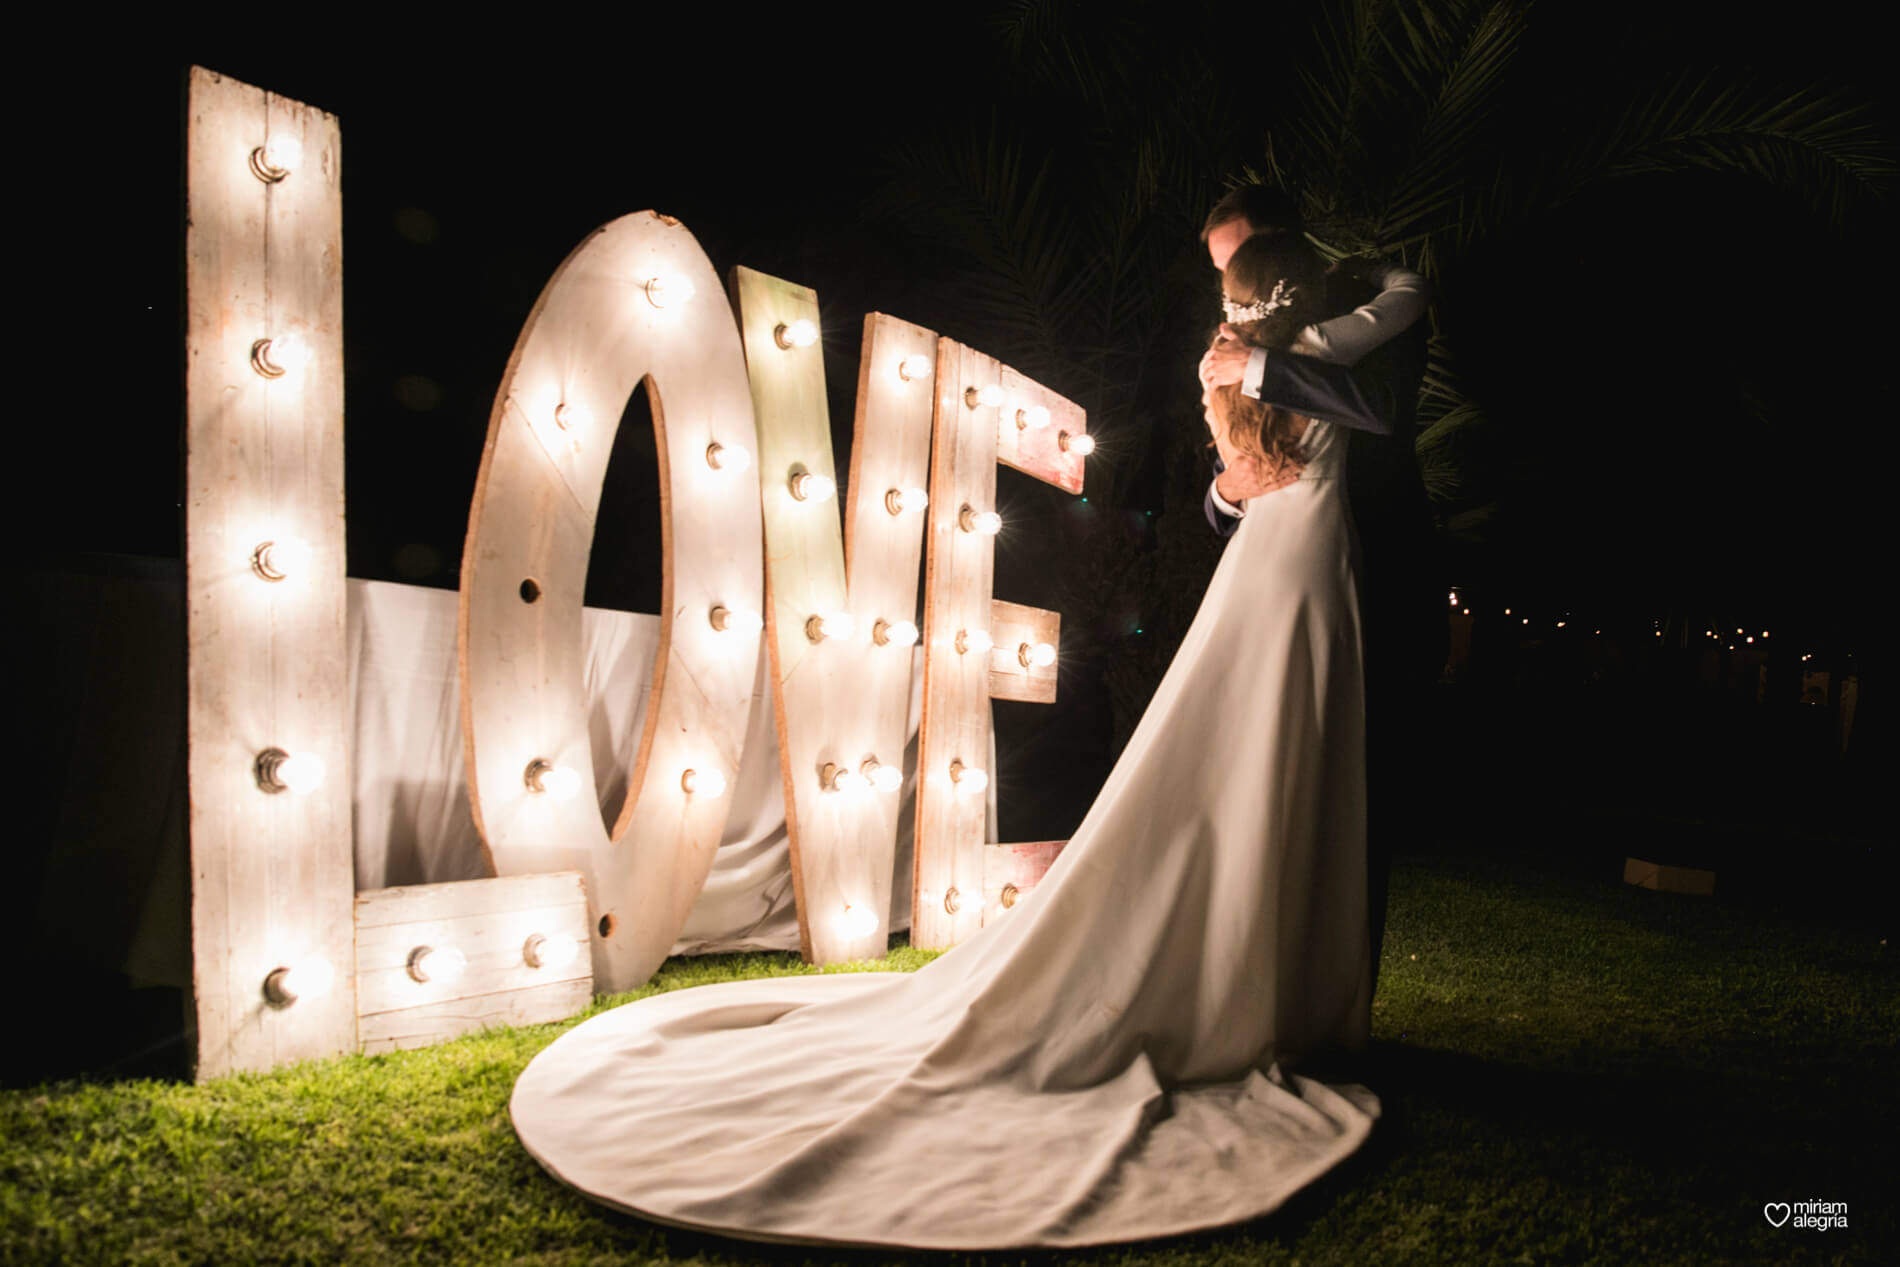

{"left": 1203, "top": 281, "right": 1441, "bottom": 997}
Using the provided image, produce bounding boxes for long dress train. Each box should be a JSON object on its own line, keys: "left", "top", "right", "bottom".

{"left": 510, "top": 418, "right": 1376, "bottom": 1250}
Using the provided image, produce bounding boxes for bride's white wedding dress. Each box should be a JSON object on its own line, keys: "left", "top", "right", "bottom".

{"left": 510, "top": 412, "right": 1376, "bottom": 1250}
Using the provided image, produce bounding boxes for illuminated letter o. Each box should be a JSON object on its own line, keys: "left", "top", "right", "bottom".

{"left": 460, "top": 212, "right": 762, "bottom": 993}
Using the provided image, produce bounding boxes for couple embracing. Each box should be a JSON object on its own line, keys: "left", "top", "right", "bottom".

{"left": 510, "top": 185, "right": 1444, "bottom": 1250}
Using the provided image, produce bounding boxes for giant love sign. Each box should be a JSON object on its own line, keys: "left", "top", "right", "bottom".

{"left": 182, "top": 68, "right": 1088, "bottom": 1077}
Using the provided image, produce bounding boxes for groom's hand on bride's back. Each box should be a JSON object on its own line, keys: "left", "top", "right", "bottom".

{"left": 1215, "top": 452, "right": 1302, "bottom": 505}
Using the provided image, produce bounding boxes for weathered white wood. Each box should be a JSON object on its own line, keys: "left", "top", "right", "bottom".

{"left": 987, "top": 599, "right": 1061, "bottom": 705}
{"left": 913, "top": 339, "right": 1001, "bottom": 948}
{"left": 461, "top": 213, "right": 762, "bottom": 994}
{"left": 355, "top": 871, "right": 587, "bottom": 926}
{"left": 184, "top": 66, "right": 354, "bottom": 1079}
{"left": 995, "top": 366, "right": 1087, "bottom": 494}
{"left": 359, "top": 980, "right": 594, "bottom": 1055}
{"left": 979, "top": 839, "right": 1067, "bottom": 921}
{"left": 353, "top": 872, "right": 591, "bottom": 1050}
{"left": 738, "top": 284, "right": 933, "bottom": 963}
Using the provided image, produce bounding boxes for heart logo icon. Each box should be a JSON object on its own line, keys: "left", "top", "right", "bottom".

{"left": 1764, "top": 1203, "right": 1791, "bottom": 1227}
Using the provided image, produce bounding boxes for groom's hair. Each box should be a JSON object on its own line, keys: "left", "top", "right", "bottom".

{"left": 1201, "top": 185, "right": 1302, "bottom": 241}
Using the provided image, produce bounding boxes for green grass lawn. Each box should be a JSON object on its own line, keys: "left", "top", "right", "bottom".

{"left": 4, "top": 844, "right": 1892, "bottom": 1266}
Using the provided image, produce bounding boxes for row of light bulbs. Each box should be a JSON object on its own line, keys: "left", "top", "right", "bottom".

{"left": 262, "top": 929, "right": 582, "bottom": 1007}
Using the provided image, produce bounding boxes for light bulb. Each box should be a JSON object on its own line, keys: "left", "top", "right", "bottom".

{"left": 1016, "top": 405, "right": 1051, "bottom": 430}
{"left": 789, "top": 471, "right": 836, "bottom": 502}
{"left": 824, "top": 763, "right": 870, "bottom": 794}
{"left": 943, "top": 887, "right": 964, "bottom": 914}
{"left": 250, "top": 332, "right": 310, "bottom": 379}
{"left": 265, "top": 955, "right": 334, "bottom": 1006}
{"left": 898, "top": 354, "right": 932, "bottom": 382}
{"left": 644, "top": 273, "right": 695, "bottom": 308}
{"left": 964, "top": 383, "right": 1006, "bottom": 409}
{"left": 873, "top": 618, "right": 919, "bottom": 647}
{"left": 407, "top": 944, "right": 467, "bottom": 986}
{"left": 251, "top": 535, "right": 313, "bottom": 582}
{"left": 949, "top": 760, "right": 988, "bottom": 794}
{"left": 706, "top": 441, "right": 751, "bottom": 474}
{"left": 256, "top": 747, "right": 325, "bottom": 794}
{"left": 523, "top": 932, "right": 580, "bottom": 970}
{"left": 250, "top": 133, "right": 302, "bottom": 182}
{"left": 806, "top": 611, "right": 855, "bottom": 643}
{"left": 885, "top": 487, "right": 928, "bottom": 515}
{"left": 863, "top": 759, "right": 902, "bottom": 793}
{"left": 274, "top": 751, "right": 326, "bottom": 794}
{"left": 710, "top": 605, "right": 764, "bottom": 633}
{"left": 840, "top": 904, "right": 880, "bottom": 938}
{"left": 775, "top": 319, "right": 819, "bottom": 349}
{"left": 525, "top": 759, "right": 580, "bottom": 800}
{"left": 681, "top": 766, "right": 727, "bottom": 797}
{"left": 956, "top": 628, "right": 993, "bottom": 656}
{"left": 959, "top": 505, "right": 1002, "bottom": 535}
{"left": 554, "top": 402, "right": 587, "bottom": 433}
{"left": 1449, "top": 591, "right": 1459, "bottom": 606}
{"left": 1019, "top": 641, "right": 1057, "bottom": 668}
{"left": 1059, "top": 430, "right": 1095, "bottom": 455}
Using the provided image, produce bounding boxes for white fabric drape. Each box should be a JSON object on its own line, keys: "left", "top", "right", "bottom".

{"left": 346, "top": 579, "right": 992, "bottom": 954}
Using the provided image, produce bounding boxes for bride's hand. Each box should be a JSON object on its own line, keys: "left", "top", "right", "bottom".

{"left": 1198, "top": 327, "right": 1253, "bottom": 393}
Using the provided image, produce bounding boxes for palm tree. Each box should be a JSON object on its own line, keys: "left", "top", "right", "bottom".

{"left": 857, "top": 0, "right": 1893, "bottom": 746}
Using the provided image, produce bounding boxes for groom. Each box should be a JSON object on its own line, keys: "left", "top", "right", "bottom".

{"left": 1195, "top": 184, "right": 1444, "bottom": 1001}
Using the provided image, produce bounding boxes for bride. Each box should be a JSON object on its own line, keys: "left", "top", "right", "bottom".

{"left": 510, "top": 232, "right": 1425, "bottom": 1251}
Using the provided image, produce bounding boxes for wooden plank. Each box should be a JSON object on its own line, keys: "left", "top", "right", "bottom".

{"left": 355, "top": 872, "right": 587, "bottom": 927}
{"left": 353, "top": 872, "right": 591, "bottom": 1050}
{"left": 987, "top": 599, "right": 1061, "bottom": 705}
{"left": 994, "top": 366, "right": 1087, "bottom": 494}
{"left": 461, "top": 212, "right": 762, "bottom": 994}
{"left": 1622, "top": 858, "right": 1717, "bottom": 897}
{"left": 359, "top": 980, "right": 594, "bottom": 1055}
{"left": 979, "top": 839, "right": 1068, "bottom": 920}
{"left": 736, "top": 284, "right": 933, "bottom": 963}
{"left": 184, "top": 67, "right": 354, "bottom": 1079}
{"left": 912, "top": 339, "right": 1001, "bottom": 948}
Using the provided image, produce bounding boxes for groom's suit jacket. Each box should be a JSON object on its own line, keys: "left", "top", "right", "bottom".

{"left": 1203, "top": 275, "right": 1444, "bottom": 686}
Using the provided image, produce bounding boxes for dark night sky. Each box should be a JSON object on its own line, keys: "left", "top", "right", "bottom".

{"left": 33, "top": 4, "right": 1898, "bottom": 644}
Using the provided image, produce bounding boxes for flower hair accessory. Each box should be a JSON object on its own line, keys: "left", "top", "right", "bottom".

{"left": 1221, "top": 279, "right": 1300, "bottom": 323}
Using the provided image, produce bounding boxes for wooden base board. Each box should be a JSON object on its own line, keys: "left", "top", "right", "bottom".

{"left": 354, "top": 872, "right": 592, "bottom": 1054}
{"left": 1622, "top": 857, "right": 1716, "bottom": 896}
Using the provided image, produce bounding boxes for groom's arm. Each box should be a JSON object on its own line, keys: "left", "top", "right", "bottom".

{"left": 1204, "top": 458, "right": 1243, "bottom": 538}
{"left": 1240, "top": 353, "right": 1396, "bottom": 436}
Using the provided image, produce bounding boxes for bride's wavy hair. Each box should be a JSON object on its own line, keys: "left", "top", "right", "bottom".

{"left": 1210, "top": 234, "right": 1328, "bottom": 473}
